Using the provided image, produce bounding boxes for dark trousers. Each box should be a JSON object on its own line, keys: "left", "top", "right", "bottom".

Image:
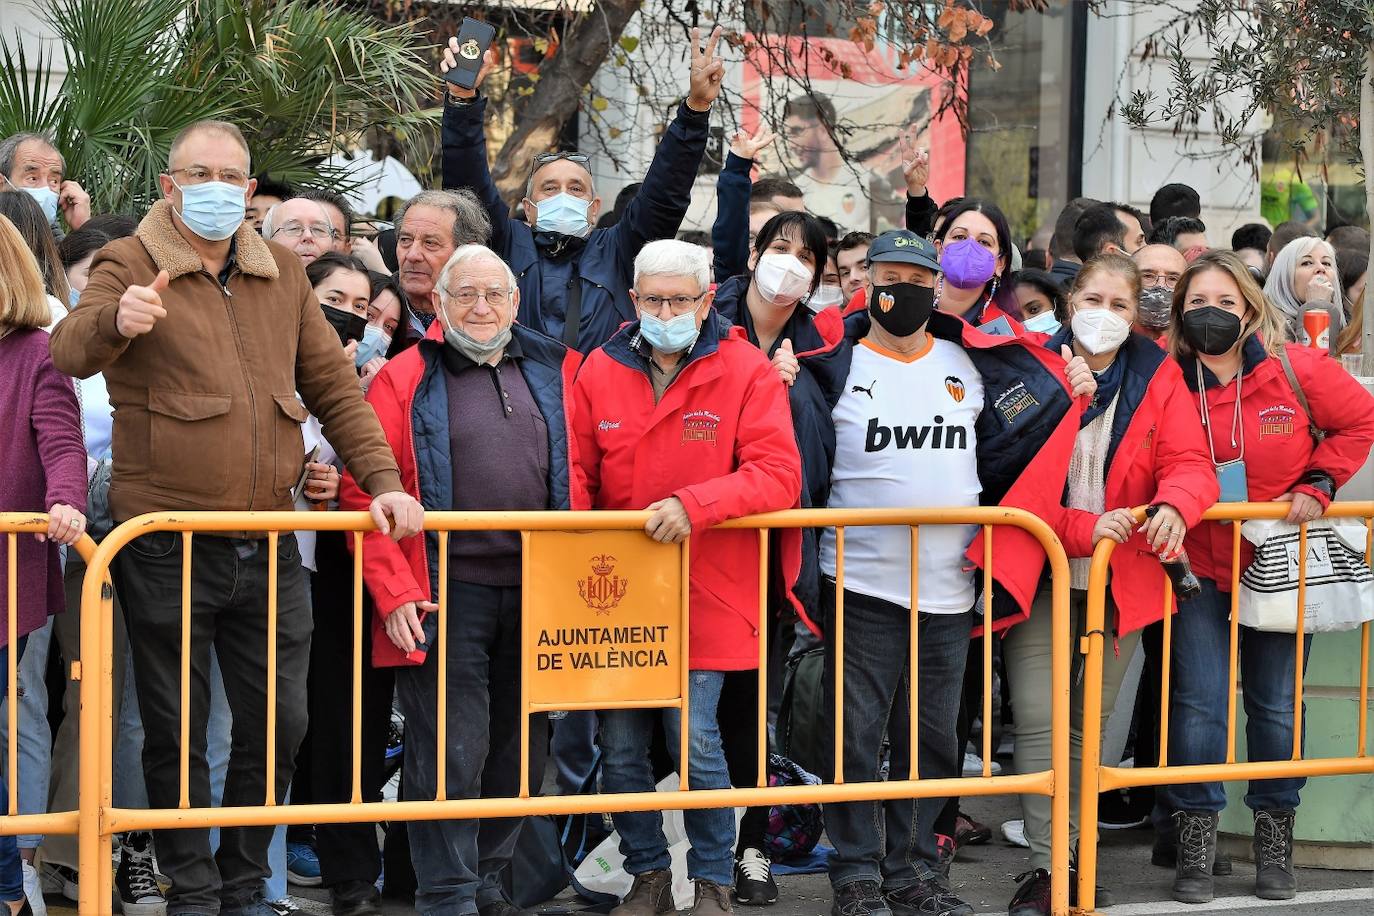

{"left": 292, "top": 533, "right": 396, "bottom": 887}
{"left": 395, "top": 579, "right": 547, "bottom": 916}
{"left": 116, "top": 532, "right": 312, "bottom": 914}
{"left": 820, "top": 584, "right": 971, "bottom": 890}
{"left": 718, "top": 669, "right": 768, "bottom": 855}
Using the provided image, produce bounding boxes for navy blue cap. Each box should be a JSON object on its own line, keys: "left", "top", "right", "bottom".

{"left": 865, "top": 229, "right": 941, "bottom": 272}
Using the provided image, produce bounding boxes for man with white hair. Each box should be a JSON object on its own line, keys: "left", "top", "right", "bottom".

{"left": 571, "top": 240, "right": 803, "bottom": 915}
{"left": 261, "top": 196, "right": 338, "bottom": 267}
{"left": 340, "top": 244, "right": 582, "bottom": 916}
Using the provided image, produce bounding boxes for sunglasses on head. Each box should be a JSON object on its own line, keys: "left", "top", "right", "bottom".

{"left": 529, "top": 151, "right": 590, "bottom": 178}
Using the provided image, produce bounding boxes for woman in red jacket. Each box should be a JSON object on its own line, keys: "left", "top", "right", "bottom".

{"left": 1001, "top": 254, "right": 1219, "bottom": 916}
{"left": 1163, "top": 251, "right": 1374, "bottom": 905}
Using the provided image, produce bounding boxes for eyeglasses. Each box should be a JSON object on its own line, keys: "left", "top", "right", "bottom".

{"left": 168, "top": 166, "right": 251, "bottom": 187}
{"left": 273, "top": 222, "right": 337, "bottom": 241}
{"left": 637, "top": 292, "right": 706, "bottom": 313}
{"left": 1140, "top": 270, "right": 1182, "bottom": 288}
{"left": 443, "top": 285, "right": 512, "bottom": 306}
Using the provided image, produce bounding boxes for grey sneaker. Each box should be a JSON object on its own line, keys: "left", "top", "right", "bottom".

{"left": 831, "top": 881, "right": 891, "bottom": 916}
{"left": 611, "top": 869, "right": 674, "bottom": 916}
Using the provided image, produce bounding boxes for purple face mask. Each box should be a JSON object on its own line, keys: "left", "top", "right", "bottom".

{"left": 940, "top": 238, "right": 997, "bottom": 290}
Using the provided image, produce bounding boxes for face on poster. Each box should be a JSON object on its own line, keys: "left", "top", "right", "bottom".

{"left": 742, "top": 35, "right": 966, "bottom": 235}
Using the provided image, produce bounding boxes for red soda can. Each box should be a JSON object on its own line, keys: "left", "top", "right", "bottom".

{"left": 1302, "top": 308, "right": 1330, "bottom": 351}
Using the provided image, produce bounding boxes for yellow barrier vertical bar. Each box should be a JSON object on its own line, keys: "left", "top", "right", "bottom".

{"left": 1158, "top": 573, "right": 1173, "bottom": 768}
{"left": 1226, "top": 523, "right": 1242, "bottom": 763}
{"left": 1293, "top": 523, "right": 1307, "bottom": 760}
{"left": 1360, "top": 517, "right": 1372, "bottom": 757}
{"left": 351, "top": 531, "right": 364, "bottom": 804}
{"left": 265, "top": 531, "right": 278, "bottom": 806}
{"left": 908, "top": 526, "right": 919, "bottom": 781}
{"left": 982, "top": 526, "right": 993, "bottom": 776}
{"left": 833, "top": 527, "right": 845, "bottom": 785}
{"left": 180, "top": 532, "right": 193, "bottom": 809}
{"left": 679, "top": 538, "right": 691, "bottom": 791}
{"left": 79, "top": 542, "right": 113, "bottom": 916}
{"left": 756, "top": 530, "right": 768, "bottom": 789}
{"left": 519, "top": 531, "right": 530, "bottom": 800}
{"left": 1074, "top": 540, "right": 1111, "bottom": 916}
{"left": 7, "top": 533, "right": 16, "bottom": 816}
{"left": 99, "top": 554, "right": 116, "bottom": 912}
{"left": 438, "top": 531, "right": 450, "bottom": 801}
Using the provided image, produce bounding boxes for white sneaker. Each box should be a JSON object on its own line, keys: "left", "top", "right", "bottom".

{"left": 37, "top": 863, "right": 78, "bottom": 903}
{"left": 961, "top": 750, "right": 1003, "bottom": 776}
{"left": 21, "top": 861, "right": 48, "bottom": 916}
{"left": 1001, "top": 818, "right": 1030, "bottom": 848}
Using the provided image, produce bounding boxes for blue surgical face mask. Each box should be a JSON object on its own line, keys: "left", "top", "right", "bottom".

{"left": 68, "top": 287, "right": 80, "bottom": 308}
{"left": 354, "top": 324, "right": 391, "bottom": 368}
{"left": 531, "top": 192, "right": 592, "bottom": 237}
{"left": 1022, "top": 310, "right": 1061, "bottom": 335}
{"left": 172, "top": 178, "right": 246, "bottom": 241}
{"left": 4, "top": 178, "right": 59, "bottom": 223}
{"left": 639, "top": 310, "right": 700, "bottom": 354}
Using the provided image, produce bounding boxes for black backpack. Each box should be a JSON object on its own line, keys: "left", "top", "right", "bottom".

{"left": 777, "top": 647, "right": 828, "bottom": 779}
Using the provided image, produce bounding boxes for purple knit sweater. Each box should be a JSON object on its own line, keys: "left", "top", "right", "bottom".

{"left": 0, "top": 328, "right": 86, "bottom": 647}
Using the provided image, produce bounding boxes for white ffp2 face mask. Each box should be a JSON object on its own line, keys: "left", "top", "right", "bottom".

{"left": 754, "top": 253, "right": 814, "bottom": 306}
{"left": 1070, "top": 307, "right": 1132, "bottom": 355}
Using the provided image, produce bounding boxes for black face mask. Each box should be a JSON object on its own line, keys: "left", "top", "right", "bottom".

{"left": 868, "top": 282, "right": 936, "bottom": 338}
{"left": 1181, "top": 305, "right": 1243, "bottom": 356}
{"left": 321, "top": 304, "right": 367, "bottom": 345}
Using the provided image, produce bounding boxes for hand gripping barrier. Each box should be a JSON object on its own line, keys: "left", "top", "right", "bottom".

{"left": 68, "top": 507, "right": 1075, "bottom": 914}
{"left": 1074, "top": 501, "right": 1374, "bottom": 915}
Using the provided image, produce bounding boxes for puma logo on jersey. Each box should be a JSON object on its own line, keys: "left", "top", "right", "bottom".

{"left": 851, "top": 380, "right": 877, "bottom": 399}
{"left": 864, "top": 416, "right": 968, "bottom": 452}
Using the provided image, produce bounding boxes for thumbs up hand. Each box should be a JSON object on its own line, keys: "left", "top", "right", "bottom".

{"left": 1061, "top": 344, "right": 1097, "bottom": 400}
{"left": 771, "top": 337, "right": 800, "bottom": 387}
{"left": 116, "top": 270, "right": 170, "bottom": 339}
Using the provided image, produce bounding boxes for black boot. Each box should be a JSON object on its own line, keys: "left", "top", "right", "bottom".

{"left": 1171, "top": 810, "right": 1218, "bottom": 904}
{"left": 1253, "top": 809, "right": 1297, "bottom": 900}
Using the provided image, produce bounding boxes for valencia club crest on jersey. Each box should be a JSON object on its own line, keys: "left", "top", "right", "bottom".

{"left": 945, "top": 375, "right": 966, "bottom": 403}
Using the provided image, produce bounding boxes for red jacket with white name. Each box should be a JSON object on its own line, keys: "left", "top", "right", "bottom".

{"left": 571, "top": 312, "right": 806, "bottom": 670}
{"left": 1180, "top": 339, "right": 1374, "bottom": 588}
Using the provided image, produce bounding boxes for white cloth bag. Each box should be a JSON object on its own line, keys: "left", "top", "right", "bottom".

{"left": 1237, "top": 518, "right": 1374, "bottom": 633}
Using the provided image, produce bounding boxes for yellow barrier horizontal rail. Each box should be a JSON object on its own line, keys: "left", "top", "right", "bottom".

{"left": 1075, "top": 500, "right": 1374, "bottom": 915}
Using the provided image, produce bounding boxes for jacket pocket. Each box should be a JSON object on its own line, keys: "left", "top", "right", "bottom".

{"left": 147, "top": 389, "right": 232, "bottom": 493}
{"left": 272, "top": 394, "right": 311, "bottom": 496}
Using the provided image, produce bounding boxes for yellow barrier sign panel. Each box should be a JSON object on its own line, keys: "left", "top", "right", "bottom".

{"left": 525, "top": 531, "right": 683, "bottom": 706}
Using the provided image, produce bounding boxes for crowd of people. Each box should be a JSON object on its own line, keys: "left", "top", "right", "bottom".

{"left": 0, "top": 22, "right": 1372, "bottom": 916}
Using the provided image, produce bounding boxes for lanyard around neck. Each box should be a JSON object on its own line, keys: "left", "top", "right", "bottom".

{"left": 1196, "top": 359, "right": 1244, "bottom": 465}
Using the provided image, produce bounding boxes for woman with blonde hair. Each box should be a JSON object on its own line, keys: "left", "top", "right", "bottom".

{"left": 0, "top": 213, "right": 88, "bottom": 915}
{"left": 1164, "top": 250, "right": 1374, "bottom": 905}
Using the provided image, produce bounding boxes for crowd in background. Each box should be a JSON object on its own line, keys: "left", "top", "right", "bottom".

{"left": 0, "top": 22, "right": 1372, "bottom": 916}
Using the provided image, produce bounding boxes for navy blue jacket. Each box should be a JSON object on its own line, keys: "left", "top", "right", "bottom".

{"left": 442, "top": 95, "right": 710, "bottom": 354}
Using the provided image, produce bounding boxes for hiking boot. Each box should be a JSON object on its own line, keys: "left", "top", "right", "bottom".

{"left": 1171, "top": 810, "right": 1219, "bottom": 904}
{"left": 1007, "top": 869, "right": 1050, "bottom": 916}
{"left": 690, "top": 880, "right": 734, "bottom": 915}
{"left": 831, "top": 881, "right": 891, "bottom": 916}
{"left": 1253, "top": 809, "right": 1297, "bottom": 900}
{"left": 116, "top": 831, "right": 167, "bottom": 916}
{"left": 733, "top": 848, "right": 778, "bottom": 905}
{"left": 330, "top": 879, "right": 384, "bottom": 916}
{"left": 611, "top": 869, "right": 674, "bottom": 916}
{"left": 953, "top": 814, "right": 991, "bottom": 848}
{"left": 1153, "top": 826, "right": 1232, "bottom": 875}
{"left": 886, "top": 874, "right": 974, "bottom": 916}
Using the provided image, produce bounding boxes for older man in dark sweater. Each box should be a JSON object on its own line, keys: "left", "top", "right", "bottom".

{"left": 341, "top": 244, "right": 582, "bottom": 916}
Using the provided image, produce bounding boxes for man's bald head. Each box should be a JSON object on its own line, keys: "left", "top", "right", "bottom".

{"left": 1133, "top": 243, "right": 1187, "bottom": 290}
{"left": 169, "top": 120, "right": 251, "bottom": 173}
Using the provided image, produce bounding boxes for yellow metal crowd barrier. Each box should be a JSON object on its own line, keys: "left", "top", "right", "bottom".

{"left": 16, "top": 501, "right": 1366, "bottom": 913}
{"left": 60, "top": 507, "right": 1074, "bottom": 915}
{"left": 1074, "top": 501, "right": 1374, "bottom": 916}
{"left": 0, "top": 514, "right": 99, "bottom": 844}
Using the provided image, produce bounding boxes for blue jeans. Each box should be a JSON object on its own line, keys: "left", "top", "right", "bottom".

{"left": 821, "top": 585, "right": 971, "bottom": 891}
{"left": 601, "top": 670, "right": 734, "bottom": 886}
{"left": 1167, "top": 577, "right": 1312, "bottom": 812}
{"left": 0, "top": 637, "right": 29, "bottom": 903}
{"left": 0, "top": 619, "right": 52, "bottom": 851}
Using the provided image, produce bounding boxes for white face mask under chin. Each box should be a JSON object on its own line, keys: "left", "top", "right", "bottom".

{"left": 1070, "top": 307, "right": 1132, "bottom": 355}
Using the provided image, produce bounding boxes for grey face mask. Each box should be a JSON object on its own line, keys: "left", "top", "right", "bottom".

{"left": 1137, "top": 285, "right": 1173, "bottom": 331}
{"left": 444, "top": 323, "right": 512, "bottom": 364}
